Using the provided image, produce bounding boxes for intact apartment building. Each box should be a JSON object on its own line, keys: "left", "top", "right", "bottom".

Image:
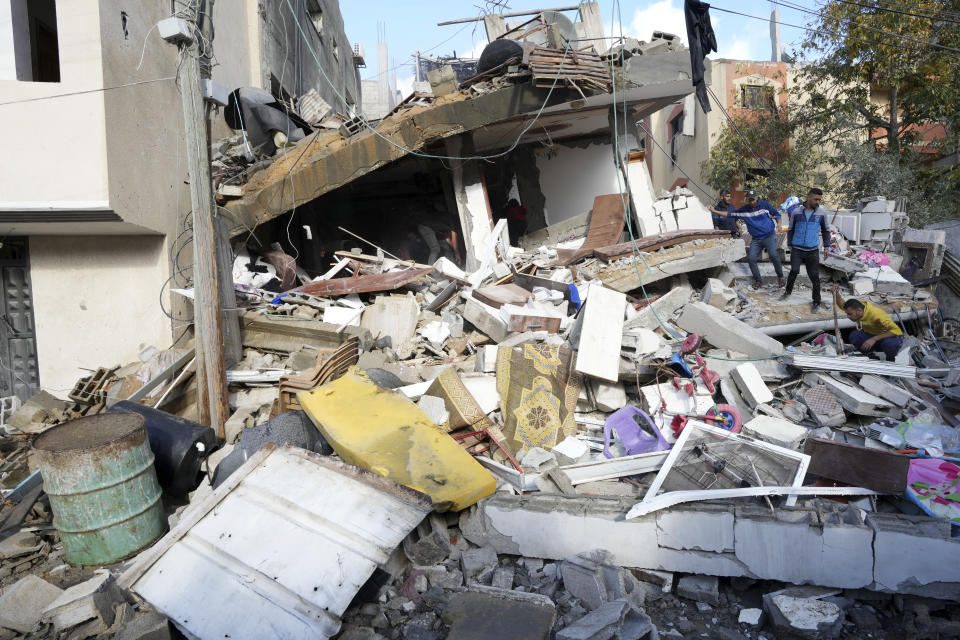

{"left": 0, "top": 0, "right": 360, "bottom": 400}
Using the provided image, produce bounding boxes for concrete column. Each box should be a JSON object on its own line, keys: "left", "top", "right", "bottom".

{"left": 578, "top": 2, "right": 605, "bottom": 48}
{"left": 770, "top": 10, "right": 782, "bottom": 62}
{"left": 445, "top": 134, "right": 494, "bottom": 271}
{"left": 377, "top": 42, "right": 389, "bottom": 116}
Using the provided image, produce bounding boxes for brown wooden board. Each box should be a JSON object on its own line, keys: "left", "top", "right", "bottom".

{"left": 593, "top": 229, "right": 728, "bottom": 262}
{"left": 472, "top": 284, "right": 533, "bottom": 309}
{"left": 803, "top": 438, "right": 910, "bottom": 494}
{"left": 506, "top": 314, "right": 562, "bottom": 333}
{"left": 513, "top": 272, "right": 570, "bottom": 297}
{"left": 554, "top": 194, "right": 627, "bottom": 266}
{"left": 288, "top": 268, "right": 434, "bottom": 297}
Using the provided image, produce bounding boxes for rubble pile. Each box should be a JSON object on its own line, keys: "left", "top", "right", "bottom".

{"left": 2, "top": 184, "right": 959, "bottom": 639}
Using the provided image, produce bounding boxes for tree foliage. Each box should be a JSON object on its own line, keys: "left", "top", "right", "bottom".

{"left": 702, "top": 0, "right": 960, "bottom": 224}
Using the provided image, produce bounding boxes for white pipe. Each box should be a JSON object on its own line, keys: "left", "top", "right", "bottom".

{"left": 759, "top": 310, "right": 922, "bottom": 337}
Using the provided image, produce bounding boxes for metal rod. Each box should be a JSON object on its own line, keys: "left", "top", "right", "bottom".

{"left": 438, "top": 6, "right": 579, "bottom": 26}
{"left": 337, "top": 225, "right": 413, "bottom": 267}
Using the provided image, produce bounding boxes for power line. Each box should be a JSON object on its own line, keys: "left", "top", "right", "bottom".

{"left": 770, "top": 0, "right": 960, "bottom": 54}
{"left": 280, "top": 0, "right": 585, "bottom": 162}
{"left": 0, "top": 76, "right": 176, "bottom": 107}
{"left": 822, "top": 0, "right": 960, "bottom": 25}
{"left": 711, "top": 4, "right": 960, "bottom": 60}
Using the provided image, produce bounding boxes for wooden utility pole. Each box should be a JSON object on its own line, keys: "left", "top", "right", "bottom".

{"left": 172, "top": 14, "right": 230, "bottom": 437}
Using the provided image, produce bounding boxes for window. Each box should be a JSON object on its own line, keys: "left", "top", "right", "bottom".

{"left": 741, "top": 84, "right": 775, "bottom": 111}
{"left": 306, "top": 0, "right": 323, "bottom": 34}
{"left": 670, "top": 114, "right": 683, "bottom": 161}
{"left": 7, "top": 0, "right": 60, "bottom": 82}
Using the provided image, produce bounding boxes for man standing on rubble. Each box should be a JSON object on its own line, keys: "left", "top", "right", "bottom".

{"left": 709, "top": 189, "right": 739, "bottom": 238}
{"left": 833, "top": 286, "right": 904, "bottom": 360}
{"left": 714, "top": 189, "right": 784, "bottom": 289}
{"left": 780, "top": 188, "right": 830, "bottom": 312}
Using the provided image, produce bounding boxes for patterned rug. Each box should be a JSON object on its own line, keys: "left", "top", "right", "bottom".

{"left": 496, "top": 343, "right": 581, "bottom": 454}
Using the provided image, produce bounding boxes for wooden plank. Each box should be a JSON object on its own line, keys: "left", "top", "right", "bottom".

{"left": 554, "top": 194, "right": 627, "bottom": 266}
{"left": 574, "top": 283, "right": 626, "bottom": 382}
{"left": 803, "top": 438, "right": 910, "bottom": 494}
{"left": 472, "top": 284, "right": 533, "bottom": 309}
{"left": 594, "top": 229, "right": 728, "bottom": 261}
{"left": 289, "top": 267, "right": 434, "bottom": 297}
{"left": 513, "top": 272, "right": 570, "bottom": 296}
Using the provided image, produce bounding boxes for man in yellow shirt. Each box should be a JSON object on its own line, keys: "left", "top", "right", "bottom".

{"left": 832, "top": 286, "right": 904, "bottom": 360}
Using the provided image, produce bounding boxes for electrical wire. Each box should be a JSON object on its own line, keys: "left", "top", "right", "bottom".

{"left": 280, "top": 0, "right": 584, "bottom": 162}
{"left": 0, "top": 77, "right": 176, "bottom": 107}
{"left": 710, "top": 4, "right": 960, "bottom": 61}
{"left": 822, "top": 0, "right": 960, "bottom": 25}
{"left": 769, "top": 0, "right": 960, "bottom": 54}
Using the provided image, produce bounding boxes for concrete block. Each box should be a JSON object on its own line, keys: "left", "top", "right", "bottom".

{"left": 491, "top": 566, "right": 515, "bottom": 590}
{"left": 0, "top": 530, "right": 41, "bottom": 559}
{"left": 868, "top": 513, "right": 960, "bottom": 600}
{"left": 762, "top": 592, "right": 843, "bottom": 639}
{"left": 43, "top": 572, "right": 122, "bottom": 631}
{"left": 443, "top": 587, "right": 556, "bottom": 640}
{"left": 0, "top": 575, "right": 63, "bottom": 633}
{"left": 114, "top": 611, "right": 172, "bottom": 640}
{"left": 461, "top": 546, "right": 499, "bottom": 580}
{"left": 738, "top": 608, "right": 764, "bottom": 626}
{"left": 703, "top": 278, "right": 736, "bottom": 309}
{"left": 677, "top": 575, "right": 720, "bottom": 606}
{"left": 475, "top": 345, "right": 499, "bottom": 373}
{"left": 656, "top": 506, "right": 735, "bottom": 553}
{"left": 623, "top": 286, "right": 692, "bottom": 331}
{"left": 556, "top": 600, "right": 656, "bottom": 640}
{"left": 676, "top": 302, "right": 784, "bottom": 358}
{"left": 632, "top": 569, "right": 674, "bottom": 592}
{"left": 741, "top": 416, "right": 807, "bottom": 450}
{"left": 464, "top": 298, "right": 509, "bottom": 343}
{"left": 416, "top": 395, "right": 449, "bottom": 427}
{"left": 810, "top": 374, "right": 896, "bottom": 417}
{"left": 591, "top": 380, "right": 627, "bottom": 413}
{"left": 734, "top": 506, "right": 874, "bottom": 589}
{"left": 730, "top": 363, "right": 774, "bottom": 407}
{"left": 857, "top": 375, "right": 911, "bottom": 408}
{"left": 552, "top": 436, "right": 590, "bottom": 465}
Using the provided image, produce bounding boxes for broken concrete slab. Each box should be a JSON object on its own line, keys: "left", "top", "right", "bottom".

{"left": 676, "top": 302, "right": 784, "bottom": 358}
{"left": 574, "top": 283, "right": 626, "bottom": 383}
{"left": 677, "top": 575, "right": 720, "bottom": 606}
{"left": 738, "top": 608, "right": 764, "bottom": 626}
{"left": 763, "top": 592, "right": 843, "bottom": 639}
{"left": 0, "top": 530, "right": 41, "bottom": 559}
{"left": 623, "top": 286, "right": 692, "bottom": 330}
{"left": 806, "top": 374, "right": 897, "bottom": 417}
{"left": 361, "top": 294, "right": 419, "bottom": 345}
{"left": 559, "top": 551, "right": 650, "bottom": 612}
{"left": 556, "top": 600, "right": 657, "bottom": 640}
{"left": 592, "top": 380, "right": 627, "bottom": 413}
{"left": 113, "top": 611, "right": 172, "bottom": 640}
{"left": 857, "top": 375, "right": 912, "bottom": 408}
{"left": 730, "top": 363, "right": 774, "bottom": 408}
{"left": 0, "top": 574, "right": 63, "bottom": 634}
{"left": 868, "top": 512, "right": 960, "bottom": 600}
{"left": 590, "top": 238, "right": 746, "bottom": 292}
{"left": 461, "top": 546, "right": 499, "bottom": 581}
{"left": 42, "top": 572, "right": 122, "bottom": 631}
{"left": 464, "top": 298, "right": 510, "bottom": 343}
{"left": 741, "top": 416, "right": 807, "bottom": 450}
{"left": 703, "top": 278, "right": 736, "bottom": 309}
{"left": 442, "top": 587, "right": 556, "bottom": 640}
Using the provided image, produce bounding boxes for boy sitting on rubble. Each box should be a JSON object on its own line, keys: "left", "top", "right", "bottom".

{"left": 832, "top": 286, "right": 904, "bottom": 360}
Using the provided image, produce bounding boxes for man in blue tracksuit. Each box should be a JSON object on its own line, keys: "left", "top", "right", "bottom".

{"left": 779, "top": 188, "right": 830, "bottom": 312}
{"left": 716, "top": 189, "right": 784, "bottom": 289}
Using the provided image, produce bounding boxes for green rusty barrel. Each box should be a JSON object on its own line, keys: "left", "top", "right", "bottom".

{"left": 32, "top": 413, "right": 167, "bottom": 566}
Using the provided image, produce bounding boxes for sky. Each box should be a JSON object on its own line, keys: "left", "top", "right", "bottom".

{"left": 338, "top": 0, "right": 815, "bottom": 98}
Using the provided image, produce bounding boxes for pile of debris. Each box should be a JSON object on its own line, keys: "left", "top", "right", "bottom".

{"left": 2, "top": 187, "right": 959, "bottom": 640}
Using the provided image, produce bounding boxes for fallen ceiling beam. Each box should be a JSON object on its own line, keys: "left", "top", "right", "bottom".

{"left": 786, "top": 354, "right": 917, "bottom": 379}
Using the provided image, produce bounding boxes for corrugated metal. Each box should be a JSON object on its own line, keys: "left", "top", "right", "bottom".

{"left": 787, "top": 354, "right": 917, "bottom": 378}
{"left": 120, "top": 446, "right": 431, "bottom": 640}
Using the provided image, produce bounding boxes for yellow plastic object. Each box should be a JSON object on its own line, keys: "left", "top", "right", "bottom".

{"left": 298, "top": 369, "right": 496, "bottom": 512}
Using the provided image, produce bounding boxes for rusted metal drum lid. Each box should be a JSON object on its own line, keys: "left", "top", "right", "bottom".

{"left": 33, "top": 413, "right": 146, "bottom": 452}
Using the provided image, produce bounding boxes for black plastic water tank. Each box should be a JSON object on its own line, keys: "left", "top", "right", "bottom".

{"left": 106, "top": 401, "right": 217, "bottom": 496}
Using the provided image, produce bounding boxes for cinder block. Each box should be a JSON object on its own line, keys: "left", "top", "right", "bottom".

{"left": 731, "top": 363, "right": 774, "bottom": 407}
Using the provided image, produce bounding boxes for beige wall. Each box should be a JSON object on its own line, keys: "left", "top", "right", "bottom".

{"left": 31, "top": 235, "right": 172, "bottom": 398}
{"left": 0, "top": 2, "right": 110, "bottom": 210}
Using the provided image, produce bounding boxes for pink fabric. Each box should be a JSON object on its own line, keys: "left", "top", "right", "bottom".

{"left": 907, "top": 458, "right": 960, "bottom": 524}
{"left": 859, "top": 250, "right": 890, "bottom": 266}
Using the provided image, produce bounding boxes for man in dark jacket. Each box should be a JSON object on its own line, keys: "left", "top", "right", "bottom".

{"left": 715, "top": 189, "right": 783, "bottom": 289}
{"left": 709, "top": 189, "right": 739, "bottom": 237}
{"left": 779, "top": 188, "right": 830, "bottom": 312}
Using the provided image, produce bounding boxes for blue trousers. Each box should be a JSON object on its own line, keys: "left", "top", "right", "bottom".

{"left": 747, "top": 233, "right": 783, "bottom": 284}
{"left": 849, "top": 329, "right": 903, "bottom": 360}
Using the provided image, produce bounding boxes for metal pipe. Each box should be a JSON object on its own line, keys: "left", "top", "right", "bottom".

{"left": 758, "top": 309, "right": 923, "bottom": 336}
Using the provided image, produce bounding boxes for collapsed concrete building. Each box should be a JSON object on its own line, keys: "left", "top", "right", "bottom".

{"left": 1, "top": 3, "right": 959, "bottom": 640}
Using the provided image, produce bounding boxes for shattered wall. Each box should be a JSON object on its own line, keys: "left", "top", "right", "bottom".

{"left": 533, "top": 139, "right": 626, "bottom": 226}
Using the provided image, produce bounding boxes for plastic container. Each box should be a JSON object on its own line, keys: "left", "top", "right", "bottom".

{"left": 107, "top": 401, "right": 217, "bottom": 496}
{"left": 603, "top": 406, "right": 671, "bottom": 459}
